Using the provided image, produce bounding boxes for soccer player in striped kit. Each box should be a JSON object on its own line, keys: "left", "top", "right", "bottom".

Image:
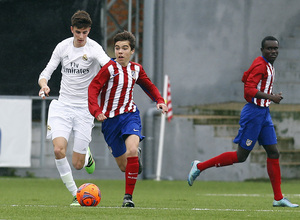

{"left": 188, "top": 36, "right": 299, "bottom": 208}
{"left": 88, "top": 31, "right": 168, "bottom": 207}
{"left": 38, "top": 10, "right": 110, "bottom": 206}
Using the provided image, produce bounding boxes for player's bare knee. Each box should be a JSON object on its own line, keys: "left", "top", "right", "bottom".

{"left": 53, "top": 146, "right": 65, "bottom": 159}
{"left": 127, "top": 148, "right": 138, "bottom": 157}
{"left": 73, "top": 161, "right": 84, "bottom": 170}
{"left": 264, "top": 145, "right": 280, "bottom": 159}
{"left": 268, "top": 151, "right": 280, "bottom": 159}
{"left": 237, "top": 154, "right": 248, "bottom": 163}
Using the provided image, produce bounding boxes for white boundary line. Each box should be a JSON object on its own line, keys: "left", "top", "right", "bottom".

{"left": 2, "top": 204, "right": 300, "bottom": 213}
{"left": 204, "top": 193, "right": 300, "bottom": 198}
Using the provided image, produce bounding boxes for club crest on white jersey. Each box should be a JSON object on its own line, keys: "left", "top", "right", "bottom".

{"left": 82, "top": 54, "right": 88, "bottom": 61}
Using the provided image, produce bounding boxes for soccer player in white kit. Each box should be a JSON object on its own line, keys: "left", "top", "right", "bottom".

{"left": 38, "top": 10, "right": 110, "bottom": 206}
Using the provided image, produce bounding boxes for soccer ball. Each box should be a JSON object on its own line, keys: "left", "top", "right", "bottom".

{"left": 76, "top": 183, "right": 101, "bottom": 206}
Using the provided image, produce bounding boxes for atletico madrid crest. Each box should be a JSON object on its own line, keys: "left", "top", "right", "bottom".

{"left": 246, "top": 139, "right": 252, "bottom": 146}
{"left": 131, "top": 70, "right": 137, "bottom": 80}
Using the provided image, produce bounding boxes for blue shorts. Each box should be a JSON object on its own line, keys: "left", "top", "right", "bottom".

{"left": 233, "top": 102, "right": 277, "bottom": 150}
{"left": 101, "top": 109, "right": 145, "bottom": 158}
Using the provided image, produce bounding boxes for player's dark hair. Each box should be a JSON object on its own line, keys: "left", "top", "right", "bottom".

{"left": 261, "top": 36, "right": 279, "bottom": 48}
{"left": 71, "top": 10, "right": 92, "bottom": 28}
{"left": 113, "top": 31, "right": 136, "bottom": 50}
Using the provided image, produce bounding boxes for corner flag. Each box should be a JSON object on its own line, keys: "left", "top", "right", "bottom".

{"left": 156, "top": 75, "right": 172, "bottom": 181}
{"left": 166, "top": 76, "right": 173, "bottom": 122}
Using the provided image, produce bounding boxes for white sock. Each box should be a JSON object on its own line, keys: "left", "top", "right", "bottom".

{"left": 55, "top": 157, "right": 77, "bottom": 197}
{"left": 61, "top": 173, "right": 77, "bottom": 197}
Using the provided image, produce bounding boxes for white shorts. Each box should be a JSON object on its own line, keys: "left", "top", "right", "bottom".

{"left": 47, "top": 100, "right": 94, "bottom": 153}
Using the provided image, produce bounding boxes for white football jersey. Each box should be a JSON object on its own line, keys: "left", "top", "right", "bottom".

{"left": 39, "top": 37, "right": 110, "bottom": 107}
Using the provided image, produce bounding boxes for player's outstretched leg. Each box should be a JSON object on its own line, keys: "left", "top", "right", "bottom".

{"left": 273, "top": 198, "right": 299, "bottom": 208}
{"left": 122, "top": 194, "right": 135, "bottom": 207}
{"left": 55, "top": 157, "right": 79, "bottom": 206}
{"left": 70, "top": 196, "right": 81, "bottom": 206}
{"left": 187, "top": 160, "right": 201, "bottom": 186}
{"left": 138, "top": 147, "right": 143, "bottom": 174}
{"left": 85, "top": 147, "right": 95, "bottom": 174}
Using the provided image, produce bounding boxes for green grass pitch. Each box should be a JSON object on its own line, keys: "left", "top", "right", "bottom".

{"left": 0, "top": 178, "right": 300, "bottom": 219}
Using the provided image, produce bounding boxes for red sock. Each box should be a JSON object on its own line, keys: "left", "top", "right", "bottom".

{"left": 125, "top": 156, "right": 139, "bottom": 195}
{"left": 197, "top": 151, "right": 238, "bottom": 171}
{"left": 267, "top": 158, "right": 283, "bottom": 201}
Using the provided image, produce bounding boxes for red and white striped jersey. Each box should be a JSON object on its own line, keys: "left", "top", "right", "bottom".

{"left": 242, "top": 56, "right": 275, "bottom": 107}
{"left": 88, "top": 59, "right": 165, "bottom": 118}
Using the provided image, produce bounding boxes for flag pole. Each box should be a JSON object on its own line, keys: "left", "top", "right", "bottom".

{"left": 155, "top": 75, "right": 168, "bottom": 181}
